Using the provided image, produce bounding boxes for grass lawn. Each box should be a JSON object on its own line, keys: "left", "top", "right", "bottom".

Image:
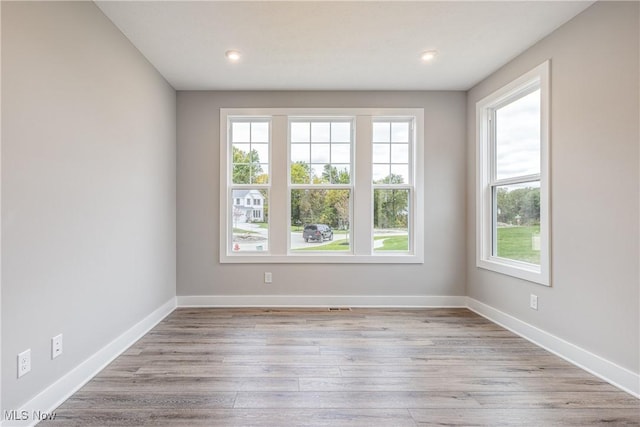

{"left": 497, "top": 225, "right": 540, "bottom": 264}
{"left": 374, "top": 235, "right": 409, "bottom": 251}
{"left": 294, "top": 235, "right": 409, "bottom": 252}
{"left": 293, "top": 239, "right": 350, "bottom": 251}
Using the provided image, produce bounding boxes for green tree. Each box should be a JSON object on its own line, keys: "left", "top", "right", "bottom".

{"left": 298, "top": 189, "right": 327, "bottom": 225}
{"left": 290, "top": 161, "right": 311, "bottom": 184}
{"left": 322, "top": 164, "right": 350, "bottom": 184}
{"left": 323, "top": 189, "right": 350, "bottom": 229}
{"left": 496, "top": 186, "right": 540, "bottom": 226}
{"left": 290, "top": 162, "right": 312, "bottom": 225}
{"left": 373, "top": 174, "right": 408, "bottom": 229}
{"left": 232, "top": 146, "right": 263, "bottom": 184}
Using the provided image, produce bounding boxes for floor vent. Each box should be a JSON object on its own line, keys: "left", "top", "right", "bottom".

{"left": 328, "top": 307, "right": 352, "bottom": 311}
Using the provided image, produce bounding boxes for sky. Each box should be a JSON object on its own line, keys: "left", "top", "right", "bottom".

{"left": 495, "top": 89, "right": 541, "bottom": 181}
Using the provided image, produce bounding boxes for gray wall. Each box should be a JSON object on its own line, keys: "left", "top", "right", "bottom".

{"left": 177, "top": 91, "right": 466, "bottom": 297}
{"left": 2, "top": 1, "right": 176, "bottom": 410}
{"left": 466, "top": 1, "right": 639, "bottom": 372}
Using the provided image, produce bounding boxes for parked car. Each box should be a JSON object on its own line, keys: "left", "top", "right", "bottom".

{"left": 303, "top": 224, "right": 333, "bottom": 242}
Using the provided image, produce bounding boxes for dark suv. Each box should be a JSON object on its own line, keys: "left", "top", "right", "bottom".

{"left": 303, "top": 224, "right": 333, "bottom": 242}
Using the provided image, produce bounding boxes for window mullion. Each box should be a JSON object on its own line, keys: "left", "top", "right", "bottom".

{"left": 354, "top": 115, "right": 373, "bottom": 255}
{"left": 270, "top": 115, "right": 288, "bottom": 255}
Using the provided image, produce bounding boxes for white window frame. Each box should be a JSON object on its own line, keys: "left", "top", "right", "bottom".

{"left": 372, "top": 118, "right": 415, "bottom": 254}
{"left": 227, "top": 117, "right": 272, "bottom": 256}
{"left": 287, "top": 117, "right": 355, "bottom": 255}
{"left": 476, "top": 60, "right": 550, "bottom": 286}
{"left": 220, "top": 108, "right": 424, "bottom": 264}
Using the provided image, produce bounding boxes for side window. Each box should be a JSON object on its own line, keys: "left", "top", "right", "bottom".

{"left": 476, "top": 61, "right": 550, "bottom": 285}
{"left": 229, "top": 119, "right": 270, "bottom": 253}
{"left": 372, "top": 119, "right": 413, "bottom": 253}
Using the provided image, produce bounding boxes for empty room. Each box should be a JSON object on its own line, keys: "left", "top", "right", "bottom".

{"left": 1, "top": 0, "right": 639, "bottom": 426}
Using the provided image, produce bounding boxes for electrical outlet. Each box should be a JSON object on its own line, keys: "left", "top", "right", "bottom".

{"left": 52, "top": 334, "right": 63, "bottom": 359}
{"left": 18, "top": 349, "right": 31, "bottom": 378}
{"left": 264, "top": 272, "right": 272, "bottom": 283}
{"left": 530, "top": 294, "right": 538, "bottom": 310}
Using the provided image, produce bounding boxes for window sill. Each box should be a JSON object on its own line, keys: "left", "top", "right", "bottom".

{"left": 477, "top": 257, "right": 549, "bottom": 286}
{"left": 220, "top": 253, "right": 424, "bottom": 264}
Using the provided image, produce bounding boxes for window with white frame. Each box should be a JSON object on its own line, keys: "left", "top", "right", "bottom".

{"left": 476, "top": 61, "right": 550, "bottom": 285}
{"left": 229, "top": 119, "right": 270, "bottom": 253}
{"left": 289, "top": 119, "right": 353, "bottom": 253}
{"left": 372, "top": 120, "right": 413, "bottom": 252}
{"left": 220, "top": 108, "right": 424, "bottom": 263}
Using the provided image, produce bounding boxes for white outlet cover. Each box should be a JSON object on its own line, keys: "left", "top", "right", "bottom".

{"left": 530, "top": 294, "right": 538, "bottom": 310}
{"left": 18, "top": 349, "right": 31, "bottom": 378}
{"left": 52, "top": 334, "right": 63, "bottom": 359}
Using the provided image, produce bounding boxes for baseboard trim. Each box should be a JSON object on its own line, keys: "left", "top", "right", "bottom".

{"left": 467, "top": 297, "right": 640, "bottom": 399}
{"left": 4, "top": 297, "right": 177, "bottom": 427}
{"left": 177, "top": 294, "right": 467, "bottom": 308}
{"left": 4, "top": 294, "right": 636, "bottom": 427}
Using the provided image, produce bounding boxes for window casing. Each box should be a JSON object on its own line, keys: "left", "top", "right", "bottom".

{"left": 220, "top": 108, "right": 424, "bottom": 263}
{"left": 372, "top": 119, "right": 413, "bottom": 253}
{"left": 289, "top": 118, "right": 354, "bottom": 253}
{"left": 476, "top": 61, "right": 550, "bottom": 285}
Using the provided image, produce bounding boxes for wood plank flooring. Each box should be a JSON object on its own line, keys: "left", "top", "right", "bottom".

{"left": 47, "top": 308, "right": 640, "bottom": 426}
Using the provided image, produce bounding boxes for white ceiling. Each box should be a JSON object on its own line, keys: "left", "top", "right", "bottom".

{"left": 95, "top": 1, "right": 593, "bottom": 91}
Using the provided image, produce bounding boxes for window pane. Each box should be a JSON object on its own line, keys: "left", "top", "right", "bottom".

{"left": 290, "top": 120, "right": 353, "bottom": 186}
{"left": 311, "top": 164, "right": 329, "bottom": 182}
{"left": 255, "top": 164, "right": 269, "bottom": 184}
{"left": 374, "top": 189, "right": 409, "bottom": 252}
{"left": 391, "top": 144, "right": 409, "bottom": 163}
{"left": 231, "top": 189, "right": 268, "bottom": 252}
{"left": 311, "top": 144, "right": 330, "bottom": 163}
{"left": 232, "top": 163, "right": 268, "bottom": 185}
{"left": 373, "top": 144, "right": 390, "bottom": 163}
{"left": 373, "top": 120, "right": 412, "bottom": 185}
{"left": 331, "top": 144, "right": 351, "bottom": 163}
{"left": 232, "top": 122, "right": 250, "bottom": 142}
{"left": 373, "top": 122, "right": 390, "bottom": 142}
{"left": 232, "top": 143, "right": 251, "bottom": 158}
{"left": 291, "top": 122, "right": 310, "bottom": 142}
{"left": 372, "top": 164, "right": 390, "bottom": 182}
{"left": 291, "top": 144, "right": 309, "bottom": 163}
{"left": 231, "top": 120, "right": 270, "bottom": 184}
{"left": 232, "top": 164, "right": 250, "bottom": 184}
{"left": 252, "top": 143, "right": 269, "bottom": 164}
{"left": 290, "top": 189, "right": 351, "bottom": 252}
{"left": 331, "top": 122, "right": 351, "bottom": 143}
{"left": 291, "top": 161, "right": 311, "bottom": 184}
{"left": 494, "top": 181, "right": 541, "bottom": 265}
{"left": 329, "top": 165, "right": 351, "bottom": 184}
{"left": 496, "top": 89, "right": 541, "bottom": 180}
{"left": 391, "top": 122, "right": 409, "bottom": 143}
{"left": 311, "top": 122, "right": 330, "bottom": 142}
{"left": 390, "top": 165, "right": 409, "bottom": 184}
{"left": 252, "top": 122, "right": 269, "bottom": 143}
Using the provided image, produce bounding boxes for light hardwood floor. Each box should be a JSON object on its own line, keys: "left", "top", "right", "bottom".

{"left": 48, "top": 308, "right": 639, "bottom": 426}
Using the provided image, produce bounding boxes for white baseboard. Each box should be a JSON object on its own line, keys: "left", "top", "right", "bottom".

{"left": 467, "top": 297, "right": 640, "bottom": 399}
{"left": 3, "top": 298, "right": 177, "bottom": 427}
{"left": 177, "top": 294, "right": 467, "bottom": 308}
{"left": 4, "top": 294, "right": 636, "bottom": 427}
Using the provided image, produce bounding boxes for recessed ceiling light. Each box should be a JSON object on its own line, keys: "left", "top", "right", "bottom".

{"left": 225, "top": 50, "right": 241, "bottom": 62}
{"left": 420, "top": 50, "right": 438, "bottom": 62}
